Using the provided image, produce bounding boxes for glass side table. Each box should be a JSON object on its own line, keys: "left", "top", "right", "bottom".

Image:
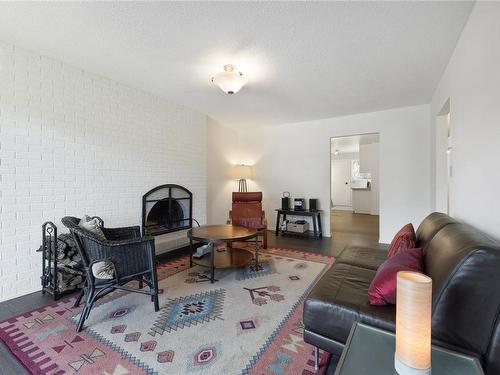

{"left": 334, "top": 323, "right": 484, "bottom": 375}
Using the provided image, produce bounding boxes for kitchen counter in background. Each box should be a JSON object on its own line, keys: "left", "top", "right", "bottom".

{"left": 352, "top": 187, "right": 372, "bottom": 214}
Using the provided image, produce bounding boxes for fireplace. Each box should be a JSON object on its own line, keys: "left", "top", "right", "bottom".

{"left": 142, "top": 184, "right": 192, "bottom": 236}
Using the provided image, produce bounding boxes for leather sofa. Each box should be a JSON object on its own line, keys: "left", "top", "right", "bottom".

{"left": 304, "top": 212, "right": 500, "bottom": 375}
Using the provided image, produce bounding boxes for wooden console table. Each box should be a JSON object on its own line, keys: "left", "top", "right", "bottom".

{"left": 275, "top": 208, "right": 323, "bottom": 239}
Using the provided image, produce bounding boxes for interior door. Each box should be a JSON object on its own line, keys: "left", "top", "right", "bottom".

{"left": 331, "top": 159, "right": 352, "bottom": 208}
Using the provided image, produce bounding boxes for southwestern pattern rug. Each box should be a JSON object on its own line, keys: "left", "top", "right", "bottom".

{"left": 0, "top": 247, "right": 334, "bottom": 375}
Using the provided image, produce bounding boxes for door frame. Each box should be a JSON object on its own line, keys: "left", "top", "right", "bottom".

{"left": 330, "top": 133, "right": 380, "bottom": 240}
{"left": 435, "top": 98, "right": 451, "bottom": 215}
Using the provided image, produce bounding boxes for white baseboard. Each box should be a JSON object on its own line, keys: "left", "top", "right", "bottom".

{"left": 332, "top": 206, "right": 354, "bottom": 211}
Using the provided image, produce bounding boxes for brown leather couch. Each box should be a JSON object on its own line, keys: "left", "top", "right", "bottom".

{"left": 304, "top": 212, "right": 500, "bottom": 375}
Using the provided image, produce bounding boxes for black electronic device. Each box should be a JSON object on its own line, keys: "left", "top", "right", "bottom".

{"left": 282, "top": 197, "right": 290, "bottom": 210}
{"left": 294, "top": 198, "right": 305, "bottom": 211}
{"left": 309, "top": 198, "right": 318, "bottom": 211}
{"left": 282, "top": 192, "right": 291, "bottom": 210}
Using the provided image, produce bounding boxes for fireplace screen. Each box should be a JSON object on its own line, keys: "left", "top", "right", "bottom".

{"left": 142, "top": 184, "right": 192, "bottom": 236}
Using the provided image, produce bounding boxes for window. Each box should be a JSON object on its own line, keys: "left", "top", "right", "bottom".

{"left": 351, "top": 159, "right": 360, "bottom": 180}
{"left": 351, "top": 159, "right": 371, "bottom": 181}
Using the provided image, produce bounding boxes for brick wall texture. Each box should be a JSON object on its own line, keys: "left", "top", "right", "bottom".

{"left": 0, "top": 41, "right": 207, "bottom": 302}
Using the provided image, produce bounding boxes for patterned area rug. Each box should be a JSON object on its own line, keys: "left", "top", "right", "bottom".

{"left": 0, "top": 247, "right": 333, "bottom": 375}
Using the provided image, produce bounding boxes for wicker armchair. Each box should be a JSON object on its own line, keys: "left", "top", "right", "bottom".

{"left": 62, "top": 216, "right": 159, "bottom": 332}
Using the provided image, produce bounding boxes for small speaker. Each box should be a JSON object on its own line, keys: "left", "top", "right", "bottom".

{"left": 281, "top": 197, "right": 290, "bottom": 210}
{"left": 309, "top": 198, "right": 318, "bottom": 211}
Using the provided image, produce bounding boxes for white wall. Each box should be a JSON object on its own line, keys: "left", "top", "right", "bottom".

{"left": 431, "top": 2, "right": 500, "bottom": 239}
{"left": 0, "top": 41, "right": 207, "bottom": 302}
{"left": 209, "top": 105, "right": 431, "bottom": 243}
{"left": 207, "top": 118, "right": 240, "bottom": 226}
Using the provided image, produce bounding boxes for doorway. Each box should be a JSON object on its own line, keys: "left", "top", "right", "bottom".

{"left": 330, "top": 134, "right": 380, "bottom": 245}
{"left": 435, "top": 99, "right": 452, "bottom": 214}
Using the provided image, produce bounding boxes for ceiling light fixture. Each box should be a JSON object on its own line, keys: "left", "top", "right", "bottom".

{"left": 211, "top": 64, "right": 247, "bottom": 94}
{"left": 334, "top": 150, "right": 339, "bottom": 155}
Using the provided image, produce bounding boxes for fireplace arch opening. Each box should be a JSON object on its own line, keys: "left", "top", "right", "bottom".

{"left": 142, "top": 184, "right": 192, "bottom": 236}
{"left": 146, "top": 199, "right": 185, "bottom": 232}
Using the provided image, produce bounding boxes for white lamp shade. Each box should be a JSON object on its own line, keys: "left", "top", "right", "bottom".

{"left": 395, "top": 271, "right": 432, "bottom": 375}
{"left": 212, "top": 64, "right": 247, "bottom": 94}
{"left": 231, "top": 164, "right": 252, "bottom": 180}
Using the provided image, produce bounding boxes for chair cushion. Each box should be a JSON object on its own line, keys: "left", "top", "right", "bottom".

{"left": 78, "top": 215, "right": 106, "bottom": 239}
{"left": 304, "top": 263, "right": 395, "bottom": 345}
{"left": 387, "top": 223, "right": 416, "bottom": 257}
{"left": 232, "top": 202, "right": 264, "bottom": 228}
{"left": 232, "top": 192, "right": 262, "bottom": 202}
{"left": 232, "top": 214, "right": 264, "bottom": 228}
{"left": 336, "top": 246, "right": 388, "bottom": 270}
{"left": 368, "top": 248, "right": 424, "bottom": 305}
{"left": 231, "top": 192, "right": 264, "bottom": 229}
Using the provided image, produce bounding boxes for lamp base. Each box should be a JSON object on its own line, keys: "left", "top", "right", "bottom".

{"left": 395, "top": 354, "right": 431, "bottom": 375}
{"left": 238, "top": 179, "right": 247, "bottom": 192}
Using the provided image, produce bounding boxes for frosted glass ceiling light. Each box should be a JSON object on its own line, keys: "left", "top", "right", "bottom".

{"left": 212, "top": 64, "right": 247, "bottom": 94}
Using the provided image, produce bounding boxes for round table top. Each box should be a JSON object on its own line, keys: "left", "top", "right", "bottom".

{"left": 188, "top": 224, "right": 258, "bottom": 242}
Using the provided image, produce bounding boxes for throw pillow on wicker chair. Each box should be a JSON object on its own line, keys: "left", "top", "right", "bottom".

{"left": 78, "top": 215, "right": 115, "bottom": 280}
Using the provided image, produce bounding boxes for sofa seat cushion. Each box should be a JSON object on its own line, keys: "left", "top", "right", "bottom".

{"left": 336, "top": 246, "right": 388, "bottom": 270}
{"left": 304, "top": 263, "right": 395, "bottom": 345}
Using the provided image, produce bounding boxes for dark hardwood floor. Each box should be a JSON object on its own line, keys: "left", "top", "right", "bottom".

{"left": 0, "top": 222, "right": 386, "bottom": 375}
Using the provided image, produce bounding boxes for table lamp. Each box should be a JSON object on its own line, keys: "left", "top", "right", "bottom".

{"left": 232, "top": 164, "right": 252, "bottom": 192}
{"left": 395, "top": 271, "right": 432, "bottom": 375}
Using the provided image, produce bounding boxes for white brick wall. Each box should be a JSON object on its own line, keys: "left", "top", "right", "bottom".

{"left": 0, "top": 41, "right": 207, "bottom": 302}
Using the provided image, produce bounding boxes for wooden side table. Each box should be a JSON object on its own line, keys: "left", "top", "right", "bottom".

{"left": 334, "top": 323, "right": 484, "bottom": 375}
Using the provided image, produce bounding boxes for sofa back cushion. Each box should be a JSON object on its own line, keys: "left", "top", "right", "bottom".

{"left": 424, "top": 222, "right": 500, "bottom": 373}
{"left": 415, "top": 212, "right": 457, "bottom": 250}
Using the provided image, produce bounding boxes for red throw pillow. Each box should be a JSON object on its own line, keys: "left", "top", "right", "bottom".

{"left": 368, "top": 247, "right": 424, "bottom": 305}
{"left": 387, "top": 223, "right": 416, "bottom": 258}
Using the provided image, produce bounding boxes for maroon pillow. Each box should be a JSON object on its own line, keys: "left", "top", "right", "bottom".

{"left": 368, "top": 247, "right": 424, "bottom": 305}
{"left": 387, "top": 223, "right": 416, "bottom": 258}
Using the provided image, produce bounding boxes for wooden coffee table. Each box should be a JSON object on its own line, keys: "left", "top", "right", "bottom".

{"left": 188, "top": 225, "right": 260, "bottom": 283}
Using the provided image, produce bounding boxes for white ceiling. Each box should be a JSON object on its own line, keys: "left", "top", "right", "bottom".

{"left": 331, "top": 133, "right": 380, "bottom": 154}
{"left": 0, "top": 2, "right": 473, "bottom": 128}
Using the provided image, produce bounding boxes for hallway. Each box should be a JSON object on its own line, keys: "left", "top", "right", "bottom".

{"left": 331, "top": 209, "right": 380, "bottom": 251}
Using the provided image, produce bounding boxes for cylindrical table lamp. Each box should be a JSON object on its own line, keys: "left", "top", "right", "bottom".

{"left": 395, "top": 271, "right": 432, "bottom": 375}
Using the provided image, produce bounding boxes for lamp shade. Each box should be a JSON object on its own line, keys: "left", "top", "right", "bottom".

{"left": 395, "top": 271, "right": 432, "bottom": 375}
{"left": 231, "top": 164, "right": 252, "bottom": 180}
{"left": 212, "top": 64, "right": 247, "bottom": 94}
